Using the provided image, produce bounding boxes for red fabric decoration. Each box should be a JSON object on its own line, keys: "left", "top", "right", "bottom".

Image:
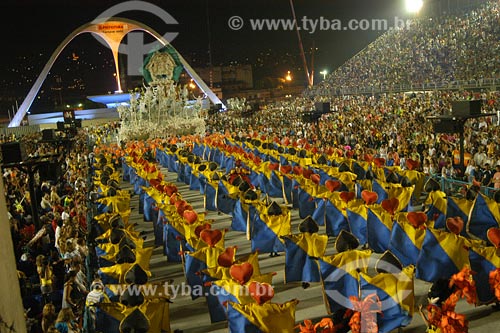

{"left": 200, "top": 229, "right": 223, "bottom": 247}
{"left": 248, "top": 281, "right": 274, "bottom": 305}
{"left": 361, "top": 190, "right": 378, "bottom": 205}
{"left": 381, "top": 198, "right": 399, "bottom": 215}
{"left": 229, "top": 262, "right": 254, "bottom": 285}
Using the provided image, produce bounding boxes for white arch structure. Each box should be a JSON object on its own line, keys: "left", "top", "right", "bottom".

{"left": 9, "top": 18, "right": 223, "bottom": 127}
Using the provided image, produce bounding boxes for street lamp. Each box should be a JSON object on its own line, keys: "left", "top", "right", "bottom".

{"left": 405, "top": 0, "right": 424, "bottom": 13}
{"left": 320, "top": 70, "right": 328, "bottom": 80}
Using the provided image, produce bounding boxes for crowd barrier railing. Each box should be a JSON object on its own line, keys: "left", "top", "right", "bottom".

{"left": 436, "top": 176, "right": 497, "bottom": 198}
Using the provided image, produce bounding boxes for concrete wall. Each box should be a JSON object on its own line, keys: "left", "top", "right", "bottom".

{"left": 0, "top": 176, "right": 26, "bottom": 333}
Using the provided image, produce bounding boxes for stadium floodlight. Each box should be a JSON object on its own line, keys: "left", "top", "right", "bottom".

{"left": 405, "top": 0, "right": 424, "bottom": 13}
{"left": 320, "top": 70, "right": 328, "bottom": 80}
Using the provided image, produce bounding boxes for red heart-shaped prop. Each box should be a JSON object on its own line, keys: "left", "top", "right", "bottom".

{"left": 248, "top": 281, "right": 274, "bottom": 305}
{"left": 230, "top": 262, "right": 254, "bottom": 285}
{"left": 195, "top": 223, "right": 212, "bottom": 238}
{"left": 183, "top": 210, "right": 198, "bottom": 225}
{"left": 406, "top": 159, "right": 420, "bottom": 171}
{"left": 163, "top": 185, "right": 178, "bottom": 197}
{"left": 149, "top": 178, "right": 162, "bottom": 190}
{"left": 293, "top": 166, "right": 303, "bottom": 175}
{"left": 340, "top": 191, "right": 355, "bottom": 203}
{"left": 268, "top": 163, "right": 279, "bottom": 171}
{"left": 487, "top": 227, "right": 500, "bottom": 248}
{"left": 280, "top": 165, "right": 292, "bottom": 174}
{"left": 381, "top": 198, "right": 399, "bottom": 215}
{"left": 310, "top": 173, "right": 321, "bottom": 185}
{"left": 325, "top": 179, "right": 342, "bottom": 192}
{"left": 302, "top": 169, "right": 314, "bottom": 179}
{"left": 169, "top": 193, "right": 182, "bottom": 205}
{"left": 373, "top": 157, "right": 385, "bottom": 167}
{"left": 446, "top": 217, "right": 464, "bottom": 235}
{"left": 200, "top": 229, "right": 223, "bottom": 247}
{"left": 174, "top": 199, "right": 185, "bottom": 209}
{"left": 175, "top": 201, "right": 188, "bottom": 215}
{"left": 407, "top": 212, "right": 428, "bottom": 229}
{"left": 325, "top": 180, "right": 342, "bottom": 192}
{"left": 361, "top": 190, "right": 378, "bottom": 205}
{"left": 373, "top": 158, "right": 386, "bottom": 167}
{"left": 217, "top": 246, "right": 236, "bottom": 267}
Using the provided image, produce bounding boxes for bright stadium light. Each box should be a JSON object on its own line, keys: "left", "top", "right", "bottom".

{"left": 405, "top": 0, "right": 424, "bottom": 13}
{"left": 320, "top": 70, "right": 328, "bottom": 80}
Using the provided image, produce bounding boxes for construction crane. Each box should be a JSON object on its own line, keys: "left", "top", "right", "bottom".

{"left": 289, "top": 0, "right": 314, "bottom": 87}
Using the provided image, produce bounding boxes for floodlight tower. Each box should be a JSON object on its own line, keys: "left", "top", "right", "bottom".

{"left": 405, "top": 0, "right": 424, "bottom": 14}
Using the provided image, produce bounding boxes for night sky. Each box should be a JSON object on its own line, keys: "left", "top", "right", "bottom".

{"left": 0, "top": 0, "right": 410, "bottom": 72}
{"left": 0, "top": 0, "right": 417, "bottom": 113}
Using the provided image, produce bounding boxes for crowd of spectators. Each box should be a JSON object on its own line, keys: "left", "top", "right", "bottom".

{"left": 207, "top": 89, "right": 500, "bottom": 193}
{"left": 310, "top": 0, "right": 499, "bottom": 95}
{"left": 4, "top": 129, "right": 95, "bottom": 333}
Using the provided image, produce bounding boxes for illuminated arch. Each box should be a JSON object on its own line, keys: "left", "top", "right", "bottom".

{"left": 9, "top": 18, "right": 223, "bottom": 127}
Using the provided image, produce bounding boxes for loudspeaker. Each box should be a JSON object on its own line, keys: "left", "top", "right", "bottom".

{"left": 38, "top": 162, "right": 60, "bottom": 182}
{"left": 451, "top": 100, "right": 481, "bottom": 118}
{"left": 208, "top": 103, "right": 223, "bottom": 116}
{"left": 301, "top": 112, "right": 322, "bottom": 123}
{"left": 42, "top": 129, "right": 56, "bottom": 141}
{"left": 1, "top": 142, "right": 27, "bottom": 164}
{"left": 433, "top": 118, "right": 463, "bottom": 133}
{"left": 57, "top": 121, "right": 65, "bottom": 131}
{"left": 315, "top": 102, "right": 330, "bottom": 114}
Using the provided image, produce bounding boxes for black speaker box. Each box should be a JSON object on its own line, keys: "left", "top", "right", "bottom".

{"left": 301, "top": 112, "right": 322, "bottom": 123}
{"left": 57, "top": 121, "right": 65, "bottom": 131}
{"left": 1, "top": 142, "right": 27, "bottom": 164}
{"left": 315, "top": 102, "right": 330, "bottom": 113}
{"left": 433, "top": 118, "right": 463, "bottom": 133}
{"left": 38, "top": 162, "right": 60, "bottom": 182}
{"left": 42, "top": 129, "right": 56, "bottom": 141}
{"left": 451, "top": 100, "right": 481, "bottom": 118}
